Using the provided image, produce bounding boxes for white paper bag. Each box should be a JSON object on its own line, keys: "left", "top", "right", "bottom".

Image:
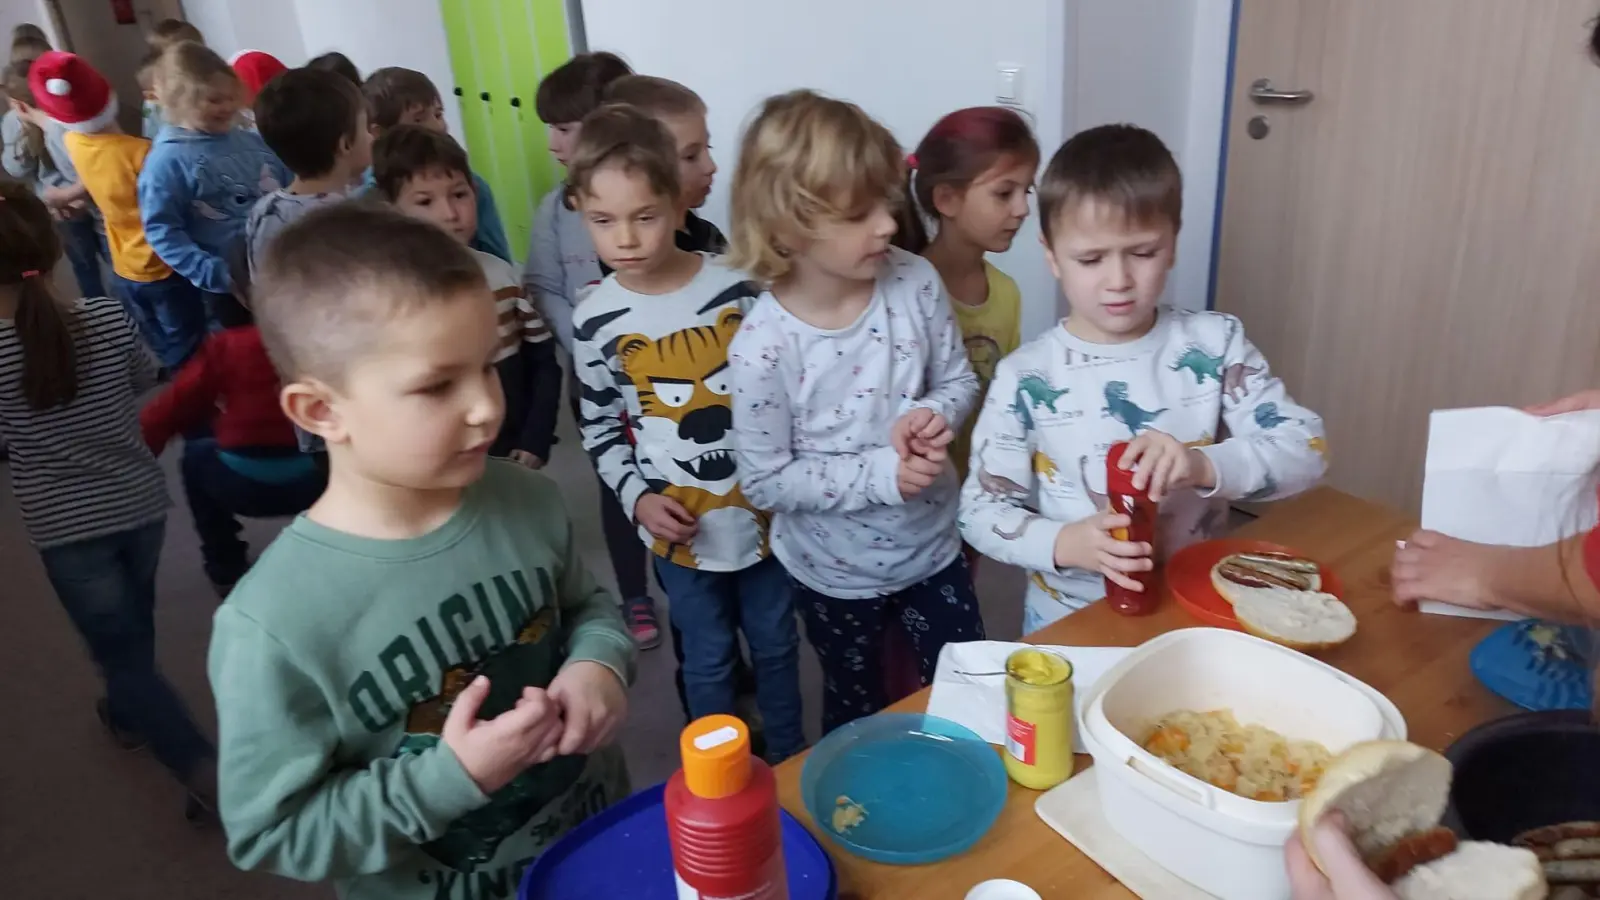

{"left": 1418, "top": 407, "right": 1600, "bottom": 618}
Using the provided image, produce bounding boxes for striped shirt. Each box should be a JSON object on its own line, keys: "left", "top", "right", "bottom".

{"left": 0, "top": 298, "right": 170, "bottom": 548}
{"left": 474, "top": 250, "right": 552, "bottom": 362}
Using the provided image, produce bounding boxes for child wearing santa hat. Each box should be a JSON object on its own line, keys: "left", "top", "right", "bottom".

{"left": 24, "top": 51, "right": 205, "bottom": 367}
{"left": 229, "top": 49, "right": 286, "bottom": 132}
{"left": 136, "top": 41, "right": 288, "bottom": 334}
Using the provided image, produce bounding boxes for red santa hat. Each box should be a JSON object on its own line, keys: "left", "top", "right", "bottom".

{"left": 230, "top": 50, "right": 287, "bottom": 101}
{"left": 27, "top": 51, "right": 119, "bottom": 134}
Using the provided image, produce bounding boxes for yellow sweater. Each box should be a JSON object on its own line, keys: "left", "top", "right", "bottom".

{"left": 951, "top": 262, "right": 1023, "bottom": 480}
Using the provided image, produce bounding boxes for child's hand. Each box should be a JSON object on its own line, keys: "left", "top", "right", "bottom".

{"left": 1526, "top": 388, "right": 1600, "bottom": 417}
{"left": 891, "top": 408, "right": 953, "bottom": 460}
{"left": 634, "top": 493, "right": 697, "bottom": 543}
{"left": 1116, "top": 431, "right": 1215, "bottom": 502}
{"left": 508, "top": 450, "right": 544, "bottom": 470}
{"left": 547, "top": 661, "right": 628, "bottom": 756}
{"left": 897, "top": 452, "right": 944, "bottom": 498}
{"left": 1052, "top": 511, "right": 1153, "bottom": 591}
{"left": 441, "top": 676, "right": 565, "bottom": 794}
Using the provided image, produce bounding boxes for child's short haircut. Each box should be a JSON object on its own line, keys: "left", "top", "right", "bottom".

{"left": 534, "top": 51, "right": 632, "bottom": 125}
{"left": 601, "top": 75, "right": 704, "bottom": 120}
{"left": 1037, "top": 123, "right": 1183, "bottom": 243}
{"left": 307, "top": 51, "right": 361, "bottom": 86}
{"left": 156, "top": 42, "right": 239, "bottom": 120}
{"left": 135, "top": 46, "right": 163, "bottom": 90}
{"left": 727, "top": 89, "right": 903, "bottom": 282}
{"left": 565, "top": 104, "right": 680, "bottom": 208}
{"left": 362, "top": 67, "right": 440, "bottom": 130}
{"left": 372, "top": 125, "right": 471, "bottom": 201}
{"left": 255, "top": 68, "right": 365, "bottom": 179}
{"left": 254, "top": 204, "right": 488, "bottom": 385}
{"left": 148, "top": 18, "right": 203, "bottom": 50}
{"left": 9, "top": 23, "right": 50, "bottom": 64}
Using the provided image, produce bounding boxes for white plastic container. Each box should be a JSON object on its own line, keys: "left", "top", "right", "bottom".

{"left": 1079, "top": 628, "right": 1405, "bottom": 900}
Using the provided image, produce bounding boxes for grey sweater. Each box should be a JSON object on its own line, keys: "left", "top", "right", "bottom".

{"left": 521, "top": 186, "right": 602, "bottom": 357}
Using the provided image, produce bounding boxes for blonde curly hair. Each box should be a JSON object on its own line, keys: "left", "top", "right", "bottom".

{"left": 727, "top": 90, "right": 904, "bottom": 283}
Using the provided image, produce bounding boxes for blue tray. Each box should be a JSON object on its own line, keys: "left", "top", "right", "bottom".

{"left": 519, "top": 782, "right": 837, "bottom": 900}
{"left": 799, "top": 713, "right": 1007, "bottom": 865}
{"left": 1470, "top": 621, "right": 1594, "bottom": 712}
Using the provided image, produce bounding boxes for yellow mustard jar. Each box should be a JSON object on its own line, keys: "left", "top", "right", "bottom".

{"left": 1003, "top": 648, "right": 1075, "bottom": 790}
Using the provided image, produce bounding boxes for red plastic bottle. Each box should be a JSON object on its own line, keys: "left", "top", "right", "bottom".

{"left": 665, "top": 715, "right": 789, "bottom": 900}
{"left": 1105, "top": 441, "right": 1159, "bottom": 615}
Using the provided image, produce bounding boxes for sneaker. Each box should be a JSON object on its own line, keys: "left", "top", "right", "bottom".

{"left": 95, "top": 699, "right": 147, "bottom": 752}
{"left": 624, "top": 597, "right": 661, "bottom": 649}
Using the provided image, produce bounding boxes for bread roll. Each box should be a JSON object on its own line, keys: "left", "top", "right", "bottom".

{"left": 1299, "top": 741, "right": 1547, "bottom": 899}
{"left": 1233, "top": 587, "right": 1357, "bottom": 651}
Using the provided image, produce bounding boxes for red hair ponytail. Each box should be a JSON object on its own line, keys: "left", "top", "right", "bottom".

{"left": 894, "top": 106, "right": 1040, "bottom": 254}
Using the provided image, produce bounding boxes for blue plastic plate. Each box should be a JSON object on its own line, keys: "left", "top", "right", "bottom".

{"left": 799, "top": 712, "right": 1007, "bottom": 865}
{"left": 1470, "top": 621, "right": 1594, "bottom": 712}
{"left": 519, "top": 782, "right": 836, "bottom": 900}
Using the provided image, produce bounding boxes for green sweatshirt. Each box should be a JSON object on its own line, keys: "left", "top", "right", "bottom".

{"left": 208, "top": 461, "right": 636, "bottom": 900}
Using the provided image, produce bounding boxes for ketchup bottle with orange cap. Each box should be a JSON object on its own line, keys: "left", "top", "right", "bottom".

{"left": 665, "top": 715, "right": 789, "bottom": 900}
{"left": 1105, "top": 441, "right": 1158, "bottom": 616}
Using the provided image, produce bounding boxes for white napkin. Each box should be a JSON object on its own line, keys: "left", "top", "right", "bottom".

{"left": 926, "top": 640, "right": 1133, "bottom": 753}
{"left": 1418, "top": 407, "right": 1600, "bottom": 619}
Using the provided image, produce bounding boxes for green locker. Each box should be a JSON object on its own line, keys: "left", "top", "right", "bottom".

{"left": 441, "top": 0, "right": 576, "bottom": 263}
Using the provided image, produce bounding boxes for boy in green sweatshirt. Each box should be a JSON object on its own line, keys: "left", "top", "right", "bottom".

{"left": 207, "top": 204, "right": 635, "bottom": 900}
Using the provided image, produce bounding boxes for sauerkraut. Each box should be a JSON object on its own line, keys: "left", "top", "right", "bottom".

{"left": 1140, "top": 709, "right": 1332, "bottom": 802}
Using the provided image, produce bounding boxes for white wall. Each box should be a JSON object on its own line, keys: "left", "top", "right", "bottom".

{"left": 582, "top": 0, "right": 1069, "bottom": 341}
{"left": 0, "top": 1, "right": 56, "bottom": 52}
{"left": 287, "top": 0, "right": 463, "bottom": 137}
{"left": 182, "top": 0, "right": 464, "bottom": 138}
{"left": 1067, "top": 0, "right": 1234, "bottom": 311}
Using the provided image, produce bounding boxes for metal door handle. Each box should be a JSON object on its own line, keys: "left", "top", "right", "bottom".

{"left": 1250, "top": 78, "right": 1313, "bottom": 105}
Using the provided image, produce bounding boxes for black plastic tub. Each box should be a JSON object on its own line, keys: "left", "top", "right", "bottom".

{"left": 1442, "top": 709, "right": 1600, "bottom": 842}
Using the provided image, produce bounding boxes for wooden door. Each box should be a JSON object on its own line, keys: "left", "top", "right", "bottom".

{"left": 1216, "top": 0, "right": 1600, "bottom": 511}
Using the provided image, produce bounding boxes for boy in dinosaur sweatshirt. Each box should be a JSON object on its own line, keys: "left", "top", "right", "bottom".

{"left": 959, "top": 124, "right": 1327, "bottom": 632}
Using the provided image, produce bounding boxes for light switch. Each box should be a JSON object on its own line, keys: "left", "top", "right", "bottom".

{"left": 996, "top": 63, "right": 1023, "bottom": 105}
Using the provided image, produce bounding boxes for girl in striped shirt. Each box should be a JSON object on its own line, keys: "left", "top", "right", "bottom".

{"left": 0, "top": 182, "right": 214, "bottom": 820}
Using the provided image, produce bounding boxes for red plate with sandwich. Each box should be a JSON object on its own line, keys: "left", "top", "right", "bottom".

{"left": 1167, "top": 539, "right": 1356, "bottom": 651}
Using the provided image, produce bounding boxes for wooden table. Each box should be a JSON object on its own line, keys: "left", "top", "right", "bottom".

{"left": 773, "top": 488, "right": 1516, "bottom": 899}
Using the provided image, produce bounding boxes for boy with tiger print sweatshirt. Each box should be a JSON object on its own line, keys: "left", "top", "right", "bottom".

{"left": 569, "top": 106, "right": 804, "bottom": 762}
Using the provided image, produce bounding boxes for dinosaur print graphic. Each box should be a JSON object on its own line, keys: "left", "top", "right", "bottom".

{"left": 993, "top": 515, "right": 1041, "bottom": 541}
{"left": 1077, "top": 455, "right": 1109, "bottom": 511}
{"left": 1033, "top": 452, "right": 1060, "bottom": 483}
{"left": 1009, "top": 373, "right": 1069, "bottom": 430}
{"left": 1223, "top": 362, "right": 1262, "bottom": 402}
{"left": 1170, "top": 344, "right": 1226, "bottom": 385}
{"left": 1307, "top": 436, "right": 1330, "bottom": 461}
{"left": 1184, "top": 433, "right": 1215, "bottom": 450}
{"left": 975, "top": 440, "right": 1029, "bottom": 499}
{"left": 1241, "top": 472, "right": 1279, "bottom": 502}
{"left": 1030, "top": 571, "right": 1067, "bottom": 603}
{"left": 1103, "top": 381, "right": 1167, "bottom": 435}
{"left": 1253, "top": 402, "right": 1292, "bottom": 430}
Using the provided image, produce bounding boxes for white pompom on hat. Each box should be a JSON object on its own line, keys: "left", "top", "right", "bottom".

{"left": 26, "top": 51, "right": 119, "bottom": 134}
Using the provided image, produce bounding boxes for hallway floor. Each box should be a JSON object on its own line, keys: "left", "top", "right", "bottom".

{"left": 0, "top": 398, "right": 1026, "bottom": 900}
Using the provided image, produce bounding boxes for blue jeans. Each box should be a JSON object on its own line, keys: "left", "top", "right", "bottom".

{"left": 795, "top": 556, "right": 987, "bottom": 736}
{"left": 181, "top": 440, "right": 326, "bottom": 586}
{"left": 38, "top": 519, "right": 214, "bottom": 783}
{"left": 56, "top": 216, "right": 108, "bottom": 300}
{"left": 653, "top": 555, "right": 805, "bottom": 761}
{"left": 114, "top": 272, "right": 208, "bottom": 370}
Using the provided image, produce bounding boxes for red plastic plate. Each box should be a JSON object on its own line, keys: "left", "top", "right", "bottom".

{"left": 1166, "top": 538, "right": 1344, "bottom": 630}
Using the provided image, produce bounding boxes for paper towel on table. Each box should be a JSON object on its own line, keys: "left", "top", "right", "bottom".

{"left": 926, "top": 640, "right": 1133, "bottom": 754}
{"left": 1418, "top": 406, "right": 1600, "bottom": 619}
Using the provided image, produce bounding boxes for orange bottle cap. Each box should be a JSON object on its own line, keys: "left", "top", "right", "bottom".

{"left": 680, "top": 714, "right": 752, "bottom": 800}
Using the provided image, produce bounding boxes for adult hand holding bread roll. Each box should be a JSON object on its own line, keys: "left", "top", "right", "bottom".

{"left": 1289, "top": 740, "right": 1546, "bottom": 900}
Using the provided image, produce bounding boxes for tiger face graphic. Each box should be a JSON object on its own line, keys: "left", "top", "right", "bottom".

{"left": 615, "top": 306, "right": 742, "bottom": 495}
